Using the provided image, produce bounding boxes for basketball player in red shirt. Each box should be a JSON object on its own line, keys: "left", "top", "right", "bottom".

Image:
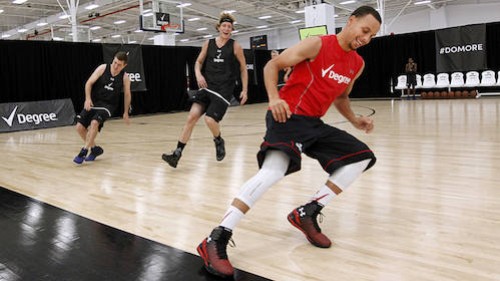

{"left": 197, "top": 6, "right": 381, "bottom": 277}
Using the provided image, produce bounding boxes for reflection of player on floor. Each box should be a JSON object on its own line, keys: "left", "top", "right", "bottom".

{"left": 162, "top": 12, "right": 248, "bottom": 168}
{"left": 73, "top": 51, "right": 131, "bottom": 164}
{"left": 196, "top": 6, "right": 381, "bottom": 278}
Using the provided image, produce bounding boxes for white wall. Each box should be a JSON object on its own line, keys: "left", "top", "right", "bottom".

{"left": 232, "top": 27, "right": 301, "bottom": 50}
{"left": 386, "top": 3, "right": 500, "bottom": 35}
{"left": 182, "top": 3, "right": 500, "bottom": 49}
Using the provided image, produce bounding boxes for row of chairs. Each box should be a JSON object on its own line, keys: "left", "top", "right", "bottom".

{"left": 395, "top": 70, "right": 500, "bottom": 92}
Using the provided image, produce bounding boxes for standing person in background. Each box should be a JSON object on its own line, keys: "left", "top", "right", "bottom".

{"left": 271, "top": 49, "right": 293, "bottom": 89}
{"left": 73, "top": 51, "right": 131, "bottom": 164}
{"left": 405, "top": 57, "right": 418, "bottom": 99}
{"left": 196, "top": 6, "right": 380, "bottom": 278}
{"left": 162, "top": 12, "right": 248, "bottom": 168}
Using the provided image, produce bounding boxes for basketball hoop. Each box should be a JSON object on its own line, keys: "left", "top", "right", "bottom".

{"left": 139, "top": 0, "right": 184, "bottom": 33}
{"left": 161, "top": 23, "right": 181, "bottom": 32}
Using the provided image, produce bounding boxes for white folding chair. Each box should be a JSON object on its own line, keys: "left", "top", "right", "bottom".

{"left": 480, "top": 70, "right": 496, "bottom": 87}
{"left": 435, "top": 73, "right": 450, "bottom": 89}
{"left": 422, "top": 73, "right": 436, "bottom": 88}
{"left": 497, "top": 71, "right": 500, "bottom": 86}
{"left": 415, "top": 74, "right": 423, "bottom": 89}
{"left": 394, "top": 74, "right": 407, "bottom": 95}
{"left": 464, "top": 71, "right": 480, "bottom": 87}
{"left": 450, "top": 72, "right": 464, "bottom": 87}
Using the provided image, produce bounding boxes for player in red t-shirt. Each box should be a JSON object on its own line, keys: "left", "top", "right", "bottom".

{"left": 197, "top": 6, "right": 381, "bottom": 278}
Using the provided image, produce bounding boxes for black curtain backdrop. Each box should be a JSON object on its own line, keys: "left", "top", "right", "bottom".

{"left": 2, "top": 21, "right": 500, "bottom": 117}
{"left": 0, "top": 40, "right": 101, "bottom": 109}
{"left": 486, "top": 22, "right": 500, "bottom": 70}
{"left": 129, "top": 45, "right": 197, "bottom": 116}
{"left": 355, "top": 30, "right": 436, "bottom": 98}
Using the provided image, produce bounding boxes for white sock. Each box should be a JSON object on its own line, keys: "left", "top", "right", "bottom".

{"left": 311, "top": 184, "right": 336, "bottom": 207}
{"left": 219, "top": 205, "right": 244, "bottom": 230}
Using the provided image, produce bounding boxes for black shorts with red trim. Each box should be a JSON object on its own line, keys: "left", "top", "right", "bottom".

{"left": 257, "top": 111, "right": 376, "bottom": 175}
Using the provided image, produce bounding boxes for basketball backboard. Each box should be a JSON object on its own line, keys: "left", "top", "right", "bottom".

{"left": 139, "top": 0, "right": 184, "bottom": 33}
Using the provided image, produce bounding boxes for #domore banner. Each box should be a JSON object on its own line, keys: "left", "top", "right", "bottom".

{"left": 102, "top": 44, "right": 147, "bottom": 91}
{"left": 435, "top": 24, "right": 487, "bottom": 72}
{"left": 0, "top": 98, "right": 75, "bottom": 133}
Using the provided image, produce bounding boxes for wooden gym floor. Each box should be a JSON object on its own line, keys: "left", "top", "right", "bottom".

{"left": 0, "top": 98, "right": 499, "bottom": 281}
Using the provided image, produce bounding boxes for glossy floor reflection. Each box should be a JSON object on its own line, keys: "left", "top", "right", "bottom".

{"left": 0, "top": 187, "right": 269, "bottom": 281}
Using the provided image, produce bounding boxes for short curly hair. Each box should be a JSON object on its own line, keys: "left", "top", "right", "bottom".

{"left": 216, "top": 12, "right": 236, "bottom": 31}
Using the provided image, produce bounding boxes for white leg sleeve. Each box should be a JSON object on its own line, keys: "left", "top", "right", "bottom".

{"left": 328, "top": 159, "right": 371, "bottom": 191}
{"left": 236, "top": 150, "right": 289, "bottom": 208}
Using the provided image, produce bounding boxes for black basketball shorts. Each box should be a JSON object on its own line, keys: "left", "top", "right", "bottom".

{"left": 76, "top": 107, "right": 111, "bottom": 131}
{"left": 257, "top": 111, "right": 376, "bottom": 175}
{"left": 190, "top": 88, "right": 232, "bottom": 122}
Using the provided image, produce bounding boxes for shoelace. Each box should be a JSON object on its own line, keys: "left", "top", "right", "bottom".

{"left": 216, "top": 238, "right": 235, "bottom": 259}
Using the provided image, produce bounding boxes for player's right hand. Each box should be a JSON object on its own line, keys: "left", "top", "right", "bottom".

{"left": 269, "top": 98, "right": 291, "bottom": 123}
{"left": 196, "top": 75, "right": 207, "bottom": 88}
{"left": 84, "top": 99, "right": 93, "bottom": 111}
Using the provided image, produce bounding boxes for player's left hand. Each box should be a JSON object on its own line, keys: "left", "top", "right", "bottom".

{"left": 239, "top": 90, "right": 248, "bottom": 105}
{"left": 353, "top": 116, "right": 374, "bottom": 133}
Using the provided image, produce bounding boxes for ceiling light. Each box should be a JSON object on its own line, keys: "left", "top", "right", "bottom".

{"left": 85, "top": 4, "right": 99, "bottom": 10}
{"left": 59, "top": 14, "right": 70, "bottom": 19}
{"left": 143, "top": 12, "right": 153, "bottom": 17}
{"left": 203, "top": 34, "right": 213, "bottom": 38}
{"left": 232, "top": 30, "right": 239, "bottom": 33}
{"left": 223, "top": 10, "right": 236, "bottom": 14}
{"left": 180, "top": 39, "right": 190, "bottom": 42}
{"left": 52, "top": 37, "right": 63, "bottom": 41}
{"left": 290, "top": 20, "right": 301, "bottom": 24}
{"left": 92, "top": 38, "right": 102, "bottom": 42}
{"left": 256, "top": 25, "right": 268, "bottom": 29}
{"left": 134, "top": 29, "right": 144, "bottom": 33}
{"left": 111, "top": 34, "right": 121, "bottom": 38}
{"left": 258, "top": 16, "right": 272, "bottom": 19}
{"left": 37, "top": 22, "right": 48, "bottom": 27}
{"left": 339, "top": 0, "right": 356, "bottom": 4}
{"left": 414, "top": 0, "right": 431, "bottom": 4}
{"left": 197, "top": 27, "right": 207, "bottom": 31}
{"left": 188, "top": 17, "right": 200, "bottom": 21}
{"left": 12, "top": 0, "right": 28, "bottom": 4}
{"left": 114, "top": 20, "right": 126, "bottom": 24}
{"left": 0, "top": 9, "right": 4, "bottom": 14}
{"left": 129, "top": 40, "right": 137, "bottom": 44}
{"left": 90, "top": 26, "right": 101, "bottom": 30}
{"left": 295, "top": 10, "right": 305, "bottom": 14}
{"left": 18, "top": 28, "right": 28, "bottom": 33}
{"left": 2, "top": 34, "right": 12, "bottom": 38}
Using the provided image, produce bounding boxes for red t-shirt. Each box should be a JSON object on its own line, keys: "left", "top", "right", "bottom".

{"left": 279, "top": 35, "right": 364, "bottom": 117}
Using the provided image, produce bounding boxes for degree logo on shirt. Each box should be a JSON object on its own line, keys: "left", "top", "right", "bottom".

{"left": 213, "top": 49, "right": 224, "bottom": 63}
{"left": 321, "top": 64, "right": 351, "bottom": 84}
{"left": 104, "top": 82, "right": 114, "bottom": 91}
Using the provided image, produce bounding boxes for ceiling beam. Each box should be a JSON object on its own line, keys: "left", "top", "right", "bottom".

{"left": 184, "top": 2, "right": 267, "bottom": 27}
{"left": 2, "top": 0, "right": 120, "bottom": 39}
